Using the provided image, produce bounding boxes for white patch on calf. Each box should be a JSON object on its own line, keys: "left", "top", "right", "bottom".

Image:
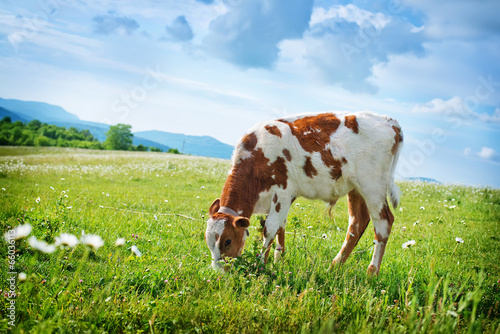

{"left": 205, "top": 218, "right": 225, "bottom": 267}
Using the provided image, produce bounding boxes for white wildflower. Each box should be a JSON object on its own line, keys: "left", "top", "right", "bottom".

{"left": 449, "top": 205, "right": 456, "bottom": 209}
{"left": 55, "top": 233, "right": 79, "bottom": 248}
{"left": 36, "top": 197, "right": 41, "bottom": 203}
{"left": 131, "top": 245, "right": 142, "bottom": 257}
{"left": 402, "top": 226, "right": 406, "bottom": 232}
{"left": 28, "top": 236, "right": 56, "bottom": 253}
{"left": 419, "top": 206, "right": 425, "bottom": 210}
{"left": 447, "top": 310, "right": 458, "bottom": 317}
{"left": 322, "top": 233, "right": 327, "bottom": 239}
{"left": 402, "top": 240, "right": 416, "bottom": 249}
{"left": 307, "top": 226, "right": 313, "bottom": 229}
{"left": 455, "top": 237, "right": 464, "bottom": 243}
{"left": 105, "top": 296, "right": 112, "bottom": 302}
{"left": 381, "top": 289, "right": 386, "bottom": 295}
{"left": 2, "top": 188, "right": 5, "bottom": 191}
{"left": 115, "top": 238, "right": 126, "bottom": 247}
{"left": 81, "top": 234, "right": 104, "bottom": 250}
{"left": 18, "top": 272, "right": 27, "bottom": 281}
{"left": 4, "top": 223, "right": 32, "bottom": 241}
{"left": 61, "top": 178, "right": 65, "bottom": 181}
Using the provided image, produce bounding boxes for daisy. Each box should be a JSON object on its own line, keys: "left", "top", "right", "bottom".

{"left": 28, "top": 236, "right": 56, "bottom": 253}
{"left": 81, "top": 234, "right": 104, "bottom": 250}
{"left": 4, "top": 223, "right": 32, "bottom": 241}
{"left": 402, "top": 240, "right": 416, "bottom": 249}
{"left": 455, "top": 237, "right": 464, "bottom": 243}
{"left": 55, "top": 233, "right": 79, "bottom": 248}
{"left": 115, "top": 238, "right": 126, "bottom": 246}
{"left": 131, "top": 245, "right": 142, "bottom": 257}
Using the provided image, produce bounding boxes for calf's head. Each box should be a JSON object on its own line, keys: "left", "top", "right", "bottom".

{"left": 205, "top": 199, "right": 250, "bottom": 270}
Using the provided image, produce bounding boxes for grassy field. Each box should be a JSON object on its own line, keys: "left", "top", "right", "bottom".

{"left": 0, "top": 146, "right": 499, "bottom": 333}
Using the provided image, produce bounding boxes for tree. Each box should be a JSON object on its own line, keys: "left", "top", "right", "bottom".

{"left": 168, "top": 148, "right": 180, "bottom": 154}
{"left": 104, "top": 124, "right": 133, "bottom": 151}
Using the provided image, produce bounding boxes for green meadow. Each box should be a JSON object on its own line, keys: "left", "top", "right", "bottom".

{"left": 0, "top": 146, "right": 499, "bottom": 333}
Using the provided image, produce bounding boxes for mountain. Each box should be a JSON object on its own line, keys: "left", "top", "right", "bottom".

{"left": 0, "top": 97, "right": 79, "bottom": 122}
{"left": 0, "top": 98, "right": 233, "bottom": 159}
{"left": 406, "top": 177, "right": 441, "bottom": 184}
{"left": 0, "top": 106, "right": 32, "bottom": 123}
{"left": 135, "top": 130, "right": 234, "bottom": 159}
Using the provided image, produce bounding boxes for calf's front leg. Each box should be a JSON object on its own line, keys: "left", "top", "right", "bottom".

{"left": 261, "top": 193, "right": 291, "bottom": 263}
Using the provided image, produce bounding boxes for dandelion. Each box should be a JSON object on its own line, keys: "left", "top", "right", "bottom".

{"left": 81, "top": 234, "right": 104, "bottom": 250}
{"left": 402, "top": 240, "right": 416, "bottom": 249}
{"left": 4, "top": 223, "right": 32, "bottom": 241}
{"left": 28, "top": 236, "right": 56, "bottom": 254}
{"left": 18, "top": 272, "right": 27, "bottom": 281}
{"left": 115, "top": 238, "right": 126, "bottom": 246}
{"left": 55, "top": 233, "right": 79, "bottom": 248}
{"left": 455, "top": 237, "right": 464, "bottom": 243}
{"left": 131, "top": 245, "right": 142, "bottom": 257}
{"left": 36, "top": 197, "right": 41, "bottom": 203}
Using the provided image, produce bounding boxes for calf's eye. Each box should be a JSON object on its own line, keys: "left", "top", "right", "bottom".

{"left": 225, "top": 239, "right": 231, "bottom": 247}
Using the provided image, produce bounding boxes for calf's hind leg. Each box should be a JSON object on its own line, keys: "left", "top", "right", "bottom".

{"left": 330, "top": 190, "right": 371, "bottom": 269}
{"left": 366, "top": 200, "right": 394, "bottom": 276}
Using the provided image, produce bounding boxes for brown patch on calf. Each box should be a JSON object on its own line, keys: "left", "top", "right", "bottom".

{"left": 217, "top": 215, "right": 250, "bottom": 259}
{"left": 275, "top": 202, "right": 281, "bottom": 213}
{"left": 303, "top": 156, "right": 318, "bottom": 178}
{"left": 375, "top": 201, "right": 394, "bottom": 243}
{"left": 277, "top": 226, "right": 285, "bottom": 254}
{"left": 265, "top": 125, "right": 282, "bottom": 137}
{"left": 391, "top": 125, "right": 403, "bottom": 155}
{"left": 279, "top": 113, "right": 343, "bottom": 181}
{"left": 282, "top": 149, "right": 292, "bottom": 162}
{"left": 344, "top": 115, "right": 359, "bottom": 134}
{"left": 242, "top": 132, "right": 258, "bottom": 152}
{"left": 221, "top": 148, "right": 288, "bottom": 217}
{"left": 341, "top": 157, "right": 348, "bottom": 164}
{"left": 273, "top": 194, "right": 278, "bottom": 203}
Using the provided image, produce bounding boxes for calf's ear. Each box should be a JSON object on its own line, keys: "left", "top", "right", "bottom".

{"left": 209, "top": 198, "right": 220, "bottom": 218}
{"left": 234, "top": 217, "right": 250, "bottom": 228}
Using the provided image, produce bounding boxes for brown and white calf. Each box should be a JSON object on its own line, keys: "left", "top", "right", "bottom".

{"left": 205, "top": 111, "right": 403, "bottom": 275}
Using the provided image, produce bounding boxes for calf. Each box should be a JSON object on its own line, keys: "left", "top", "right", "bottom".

{"left": 205, "top": 111, "right": 403, "bottom": 275}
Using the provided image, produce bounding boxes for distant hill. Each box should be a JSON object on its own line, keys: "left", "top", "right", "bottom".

{"left": 406, "top": 177, "right": 441, "bottom": 184}
{"left": 0, "top": 98, "right": 233, "bottom": 158}
{"left": 0, "top": 97, "right": 79, "bottom": 122}
{"left": 0, "top": 106, "right": 31, "bottom": 123}
{"left": 135, "top": 130, "right": 234, "bottom": 159}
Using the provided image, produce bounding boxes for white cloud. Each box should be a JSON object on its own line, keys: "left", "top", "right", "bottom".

{"left": 477, "top": 147, "right": 497, "bottom": 160}
{"left": 310, "top": 4, "right": 390, "bottom": 30}
{"left": 413, "top": 96, "right": 500, "bottom": 123}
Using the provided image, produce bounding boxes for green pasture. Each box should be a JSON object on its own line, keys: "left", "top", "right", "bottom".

{"left": 0, "top": 146, "right": 499, "bottom": 333}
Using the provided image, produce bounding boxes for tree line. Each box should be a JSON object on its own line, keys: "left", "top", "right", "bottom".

{"left": 0, "top": 117, "right": 180, "bottom": 153}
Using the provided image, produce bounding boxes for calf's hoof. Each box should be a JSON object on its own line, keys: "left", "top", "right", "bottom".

{"left": 367, "top": 264, "right": 379, "bottom": 276}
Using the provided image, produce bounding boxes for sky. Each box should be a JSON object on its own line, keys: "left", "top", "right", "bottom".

{"left": 0, "top": 0, "right": 499, "bottom": 188}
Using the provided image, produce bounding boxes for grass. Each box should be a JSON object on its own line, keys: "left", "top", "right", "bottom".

{"left": 0, "top": 146, "right": 499, "bottom": 333}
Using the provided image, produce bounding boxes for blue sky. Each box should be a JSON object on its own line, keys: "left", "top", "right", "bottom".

{"left": 0, "top": 0, "right": 499, "bottom": 187}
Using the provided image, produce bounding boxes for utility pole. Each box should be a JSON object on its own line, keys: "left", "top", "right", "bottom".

{"left": 181, "top": 139, "right": 185, "bottom": 154}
